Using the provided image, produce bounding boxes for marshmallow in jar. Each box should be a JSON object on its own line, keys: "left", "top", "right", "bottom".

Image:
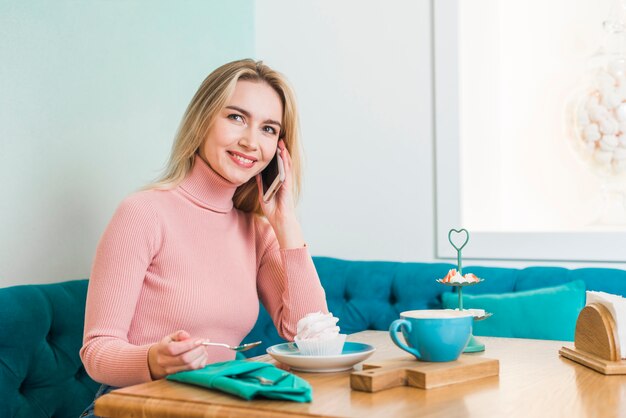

{"left": 575, "top": 57, "right": 626, "bottom": 174}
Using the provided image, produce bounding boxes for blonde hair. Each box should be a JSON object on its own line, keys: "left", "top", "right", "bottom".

{"left": 148, "top": 59, "right": 302, "bottom": 215}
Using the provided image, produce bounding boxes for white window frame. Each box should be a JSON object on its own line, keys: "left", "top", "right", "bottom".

{"left": 433, "top": 0, "right": 626, "bottom": 264}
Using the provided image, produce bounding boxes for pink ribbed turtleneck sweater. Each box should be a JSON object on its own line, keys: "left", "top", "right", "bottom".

{"left": 80, "top": 155, "right": 328, "bottom": 387}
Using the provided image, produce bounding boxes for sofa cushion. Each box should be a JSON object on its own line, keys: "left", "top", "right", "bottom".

{"left": 441, "top": 280, "right": 586, "bottom": 341}
{"left": 244, "top": 257, "right": 458, "bottom": 357}
{"left": 514, "top": 267, "right": 626, "bottom": 297}
{"left": 460, "top": 266, "right": 519, "bottom": 294}
{"left": 317, "top": 258, "right": 453, "bottom": 332}
{"left": 0, "top": 280, "right": 98, "bottom": 418}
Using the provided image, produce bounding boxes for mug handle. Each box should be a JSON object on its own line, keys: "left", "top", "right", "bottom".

{"left": 389, "top": 319, "right": 422, "bottom": 359}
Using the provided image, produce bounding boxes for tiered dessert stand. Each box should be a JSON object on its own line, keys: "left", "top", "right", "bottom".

{"left": 437, "top": 228, "right": 492, "bottom": 353}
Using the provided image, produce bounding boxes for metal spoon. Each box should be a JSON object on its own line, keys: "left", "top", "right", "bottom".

{"left": 244, "top": 372, "right": 290, "bottom": 386}
{"left": 199, "top": 340, "right": 262, "bottom": 352}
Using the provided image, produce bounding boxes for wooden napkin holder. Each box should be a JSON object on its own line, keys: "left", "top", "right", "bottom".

{"left": 559, "top": 303, "right": 626, "bottom": 374}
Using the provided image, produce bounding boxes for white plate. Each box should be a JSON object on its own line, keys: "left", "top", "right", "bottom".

{"left": 266, "top": 342, "right": 376, "bottom": 372}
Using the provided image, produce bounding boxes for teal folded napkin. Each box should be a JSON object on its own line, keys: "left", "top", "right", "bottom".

{"left": 167, "top": 360, "right": 312, "bottom": 402}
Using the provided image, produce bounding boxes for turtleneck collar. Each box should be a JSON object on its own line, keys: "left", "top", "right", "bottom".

{"left": 178, "top": 154, "right": 238, "bottom": 213}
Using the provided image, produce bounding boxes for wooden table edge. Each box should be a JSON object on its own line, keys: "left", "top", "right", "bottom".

{"left": 95, "top": 387, "right": 324, "bottom": 418}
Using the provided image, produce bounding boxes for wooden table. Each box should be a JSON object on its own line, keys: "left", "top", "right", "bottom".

{"left": 95, "top": 331, "right": 626, "bottom": 418}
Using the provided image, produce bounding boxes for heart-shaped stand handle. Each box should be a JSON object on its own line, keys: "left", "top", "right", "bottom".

{"left": 448, "top": 228, "right": 469, "bottom": 274}
{"left": 448, "top": 228, "right": 469, "bottom": 252}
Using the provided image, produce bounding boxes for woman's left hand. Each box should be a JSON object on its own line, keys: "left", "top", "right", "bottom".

{"left": 256, "top": 139, "right": 305, "bottom": 249}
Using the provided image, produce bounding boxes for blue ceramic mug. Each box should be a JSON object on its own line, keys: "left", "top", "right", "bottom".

{"left": 389, "top": 310, "right": 473, "bottom": 362}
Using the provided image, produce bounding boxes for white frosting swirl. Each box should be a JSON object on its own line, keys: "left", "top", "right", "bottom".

{"left": 449, "top": 270, "right": 466, "bottom": 283}
{"left": 296, "top": 312, "right": 340, "bottom": 341}
{"left": 441, "top": 269, "right": 481, "bottom": 284}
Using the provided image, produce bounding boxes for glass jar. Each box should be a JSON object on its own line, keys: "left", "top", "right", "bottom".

{"left": 569, "top": 0, "right": 626, "bottom": 225}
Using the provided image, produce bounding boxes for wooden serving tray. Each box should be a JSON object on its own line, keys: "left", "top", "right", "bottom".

{"left": 350, "top": 354, "right": 499, "bottom": 392}
{"left": 559, "top": 303, "right": 626, "bottom": 375}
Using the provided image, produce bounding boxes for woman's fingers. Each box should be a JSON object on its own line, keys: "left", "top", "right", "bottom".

{"left": 149, "top": 331, "right": 211, "bottom": 379}
{"left": 189, "top": 350, "right": 209, "bottom": 370}
{"left": 278, "top": 142, "right": 292, "bottom": 190}
{"left": 255, "top": 174, "right": 264, "bottom": 203}
{"left": 172, "top": 330, "right": 191, "bottom": 341}
{"left": 162, "top": 329, "right": 191, "bottom": 344}
{"left": 178, "top": 345, "right": 207, "bottom": 365}
{"left": 161, "top": 342, "right": 204, "bottom": 363}
{"left": 280, "top": 141, "right": 292, "bottom": 172}
{"left": 160, "top": 346, "right": 208, "bottom": 374}
{"left": 163, "top": 352, "right": 208, "bottom": 374}
{"left": 164, "top": 338, "right": 200, "bottom": 357}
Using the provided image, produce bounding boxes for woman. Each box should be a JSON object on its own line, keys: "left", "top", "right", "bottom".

{"left": 79, "top": 59, "right": 328, "bottom": 406}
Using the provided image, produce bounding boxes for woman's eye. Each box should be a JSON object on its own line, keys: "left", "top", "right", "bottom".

{"left": 228, "top": 114, "right": 244, "bottom": 122}
{"left": 263, "top": 126, "right": 277, "bottom": 135}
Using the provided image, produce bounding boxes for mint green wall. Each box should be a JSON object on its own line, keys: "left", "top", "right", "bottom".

{"left": 0, "top": 1, "right": 254, "bottom": 286}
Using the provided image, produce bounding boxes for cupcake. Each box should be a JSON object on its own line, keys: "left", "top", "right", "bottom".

{"left": 294, "top": 312, "right": 346, "bottom": 356}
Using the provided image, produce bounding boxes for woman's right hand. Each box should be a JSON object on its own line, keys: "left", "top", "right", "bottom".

{"left": 147, "top": 330, "right": 209, "bottom": 380}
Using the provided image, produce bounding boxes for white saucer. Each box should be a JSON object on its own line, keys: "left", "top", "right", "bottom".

{"left": 266, "top": 342, "right": 376, "bottom": 372}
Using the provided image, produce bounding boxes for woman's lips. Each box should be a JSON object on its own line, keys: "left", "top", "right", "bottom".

{"left": 227, "top": 151, "right": 256, "bottom": 169}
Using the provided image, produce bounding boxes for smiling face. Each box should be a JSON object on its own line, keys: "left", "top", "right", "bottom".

{"left": 198, "top": 80, "right": 283, "bottom": 186}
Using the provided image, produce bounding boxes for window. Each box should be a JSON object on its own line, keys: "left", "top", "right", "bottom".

{"left": 434, "top": 0, "right": 626, "bottom": 263}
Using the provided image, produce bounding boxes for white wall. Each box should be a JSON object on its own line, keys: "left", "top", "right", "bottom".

{"left": 0, "top": 0, "right": 255, "bottom": 286}
{"left": 4, "top": 1, "right": 619, "bottom": 288}
{"left": 255, "top": 0, "right": 436, "bottom": 262}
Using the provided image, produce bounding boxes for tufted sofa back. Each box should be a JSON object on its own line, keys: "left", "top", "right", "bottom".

{"left": 243, "top": 257, "right": 626, "bottom": 356}
{"left": 0, "top": 280, "right": 98, "bottom": 418}
{"left": 2, "top": 257, "right": 626, "bottom": 417}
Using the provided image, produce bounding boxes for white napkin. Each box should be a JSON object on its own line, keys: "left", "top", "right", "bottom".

{"left": 586, "top": 291, "right": 626, "bottom": 359}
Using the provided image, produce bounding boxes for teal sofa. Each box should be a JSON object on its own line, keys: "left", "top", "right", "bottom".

{"left": 2, "top": 256, "right": 625, "bottom": 417}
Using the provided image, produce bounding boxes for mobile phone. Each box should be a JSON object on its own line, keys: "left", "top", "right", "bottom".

{"left": 262, "top": 149, "right": 285, "bottom": 203}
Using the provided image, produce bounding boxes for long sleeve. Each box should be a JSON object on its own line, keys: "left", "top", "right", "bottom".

{"left": 80, "top": 194, "right": 162, "bottom": 387}
{"left": 80, "top": 156, "right": 322, "bottom": 387}
{"left": 255, "top": 218, "right": 328, "bottom": 340}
